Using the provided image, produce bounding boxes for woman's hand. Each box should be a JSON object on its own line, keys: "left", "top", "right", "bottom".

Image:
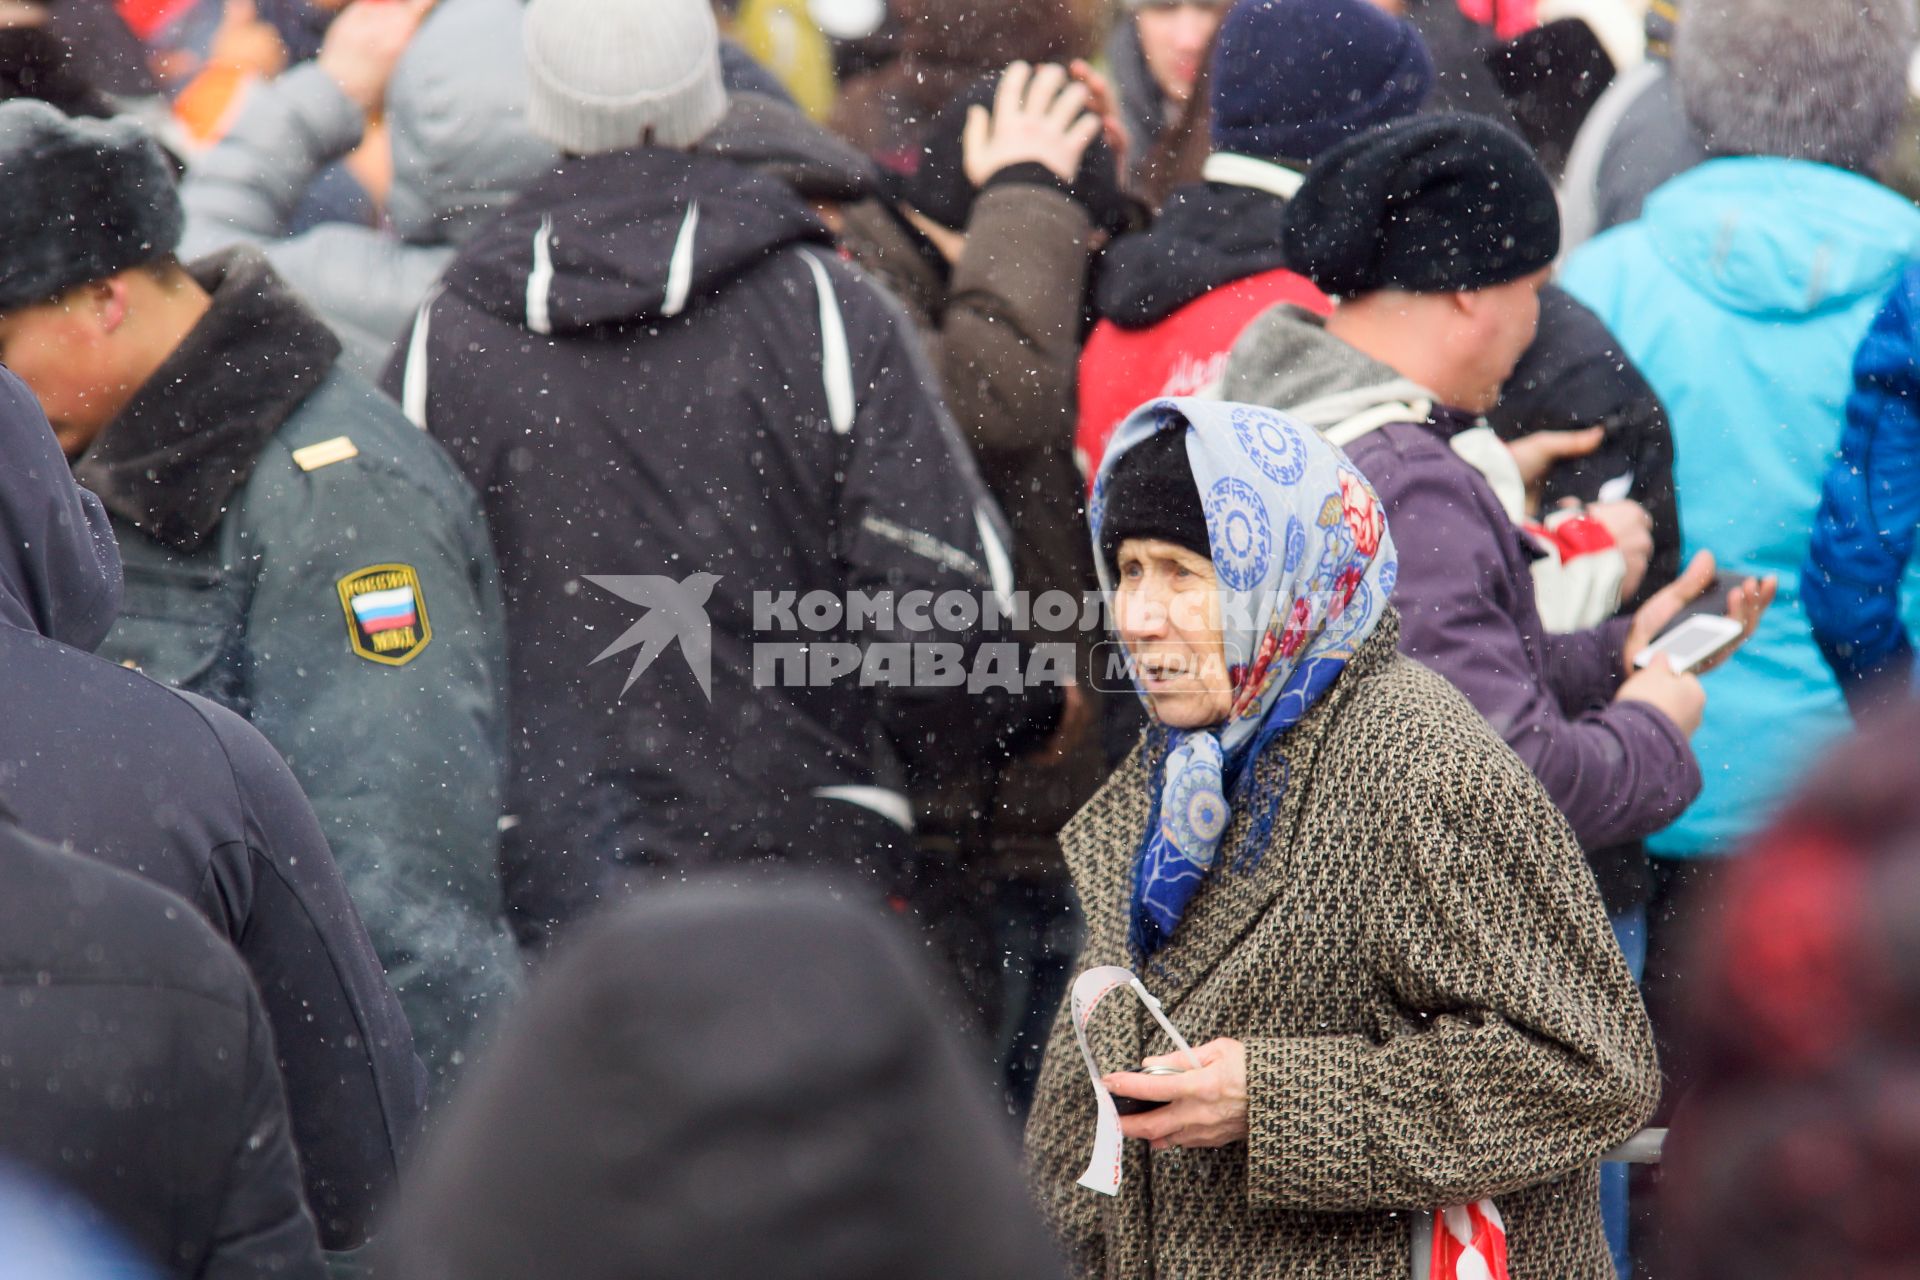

{"left": 1068, "top": 58, "right": 1131, "bottom": 182}
{"left": 1105, "top": 1038, "right": 1248, "bottom": 1151}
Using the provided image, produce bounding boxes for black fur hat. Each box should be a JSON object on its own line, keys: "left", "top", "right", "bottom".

{"left": 0, "top": 100, "right": 182, "bottom": 314}
{"left": 1283, "top": 112, "right": 1559, "bottom": 298}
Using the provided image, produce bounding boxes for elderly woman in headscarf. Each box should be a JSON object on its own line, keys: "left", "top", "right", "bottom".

{"left": 1023, "top": 397, "right": 1659, "bottom": 1278}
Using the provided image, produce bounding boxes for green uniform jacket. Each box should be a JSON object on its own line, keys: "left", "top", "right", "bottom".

{"left": 78, "top": 251, "right": 517, "bottom": 1098}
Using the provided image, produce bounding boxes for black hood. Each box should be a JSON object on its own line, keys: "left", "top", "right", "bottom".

{"left": 1093, "top": 180, "right": 1293, "bottom": 329}
{"left": 374, "top": 882, "right": 1066, "bottom": 1280}
{"left": 445, "top": 146, "right": 833, "bottom": 334}
{"left": 699, "top": 92, "right": 880, "bottom": 204}
{"left": 0, "top": 367, "right": 120, "bottom": 649}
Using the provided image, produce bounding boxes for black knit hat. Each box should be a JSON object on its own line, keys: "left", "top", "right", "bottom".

{"left": 0, "top": 99, "right": 181, "bottom": 314}
{"left": 1208, "top": 0, "right": 1434, "bottom": 166}
{"left": 1282, "top": 113, "right": 1559, "bottom": 298}
{"left": 1098, "top": 427, "right": 1211, "bottom": 574}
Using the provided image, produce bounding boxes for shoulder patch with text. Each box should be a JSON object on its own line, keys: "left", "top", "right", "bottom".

{"left": 338, "top": 564, "right": 432, "bottom": 666}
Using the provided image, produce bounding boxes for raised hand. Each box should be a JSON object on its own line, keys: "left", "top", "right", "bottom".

{"left": 962, "top": 60, "right": 1104, "bottom": 188}
{"left": 317, "top": 0, "right": 437, "bottom": 114}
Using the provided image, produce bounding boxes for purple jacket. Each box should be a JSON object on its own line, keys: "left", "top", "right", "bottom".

{"left": 1346, "top": 409, "right": 1700, "bottom": 850}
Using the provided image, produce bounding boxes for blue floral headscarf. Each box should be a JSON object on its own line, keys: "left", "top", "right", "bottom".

{"left": 1090, "top": 398, "right": 1399, "bottom": 956}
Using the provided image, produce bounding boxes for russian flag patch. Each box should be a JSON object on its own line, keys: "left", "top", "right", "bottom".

{"left": 338, "top": 564, "right": 433, "bottom": 666}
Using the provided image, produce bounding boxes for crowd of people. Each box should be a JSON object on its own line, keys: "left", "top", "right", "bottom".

{"left": 0, "top": 0, "right": 1918, "bottom": 1276}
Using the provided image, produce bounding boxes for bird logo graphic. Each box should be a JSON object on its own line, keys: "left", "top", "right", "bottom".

{"left": 583, "top": 572, "right": 721, "bottom": 700}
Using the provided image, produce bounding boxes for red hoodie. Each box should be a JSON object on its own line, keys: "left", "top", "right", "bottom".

{"left": 1456, "top": 0, "right": 1538, "bottom": 40}
{"left": 1075, "top": 267, "right": 1328, "bottom": 486}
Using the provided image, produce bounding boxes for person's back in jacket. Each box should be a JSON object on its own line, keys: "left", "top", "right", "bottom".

{"left": 0, "top": 365, "right": 419, "bottom": 1252}
{"left": 1560, "top": 0, "right": 1920, "bottom": 1043}
{"left": 1804, "top": 262, "right": 1920, "bottom": 716}
{"left": 0, "top": 815, "right": 325, "bottom": 1280}
{"left": 1488, "top": 284, "right": 1684, "bottom": 614}
{"left": 832, "top": 63, "right": 1117, "bottom": 1090}
{"left": 1076, "top": 0, "right": 1432, "bottom": 479}
{"left": 0, "top": 100, "right": 513, "bottom": 1100}
{"left": 1557, "top": 2, "right": 1705, "bottom": 252}
{"left": 389, "top": 0, "right": 1055, "bottom": 953}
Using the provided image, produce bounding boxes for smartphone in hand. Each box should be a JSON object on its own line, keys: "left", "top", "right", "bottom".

{"left": 1634, "top": 614, "right": 1744, "bottom": 674}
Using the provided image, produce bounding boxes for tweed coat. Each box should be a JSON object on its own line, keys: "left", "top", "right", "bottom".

{"left": 1024, "top": 614, "right": 1659, "bottom": 1278}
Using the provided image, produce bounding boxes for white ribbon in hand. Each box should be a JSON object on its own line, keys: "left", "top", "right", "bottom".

{"left": 1069, "top": 965, "right": 1203, "bottom": 1196}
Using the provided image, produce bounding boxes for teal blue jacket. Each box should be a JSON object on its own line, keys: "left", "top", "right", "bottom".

{"left": 1563, "top": 158, "right": 1920, "bottom": 856}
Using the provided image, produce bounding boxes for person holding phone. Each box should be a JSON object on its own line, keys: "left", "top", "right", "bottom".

{"left": 1222, "top": 115, "right": 1775, "bottom": 863}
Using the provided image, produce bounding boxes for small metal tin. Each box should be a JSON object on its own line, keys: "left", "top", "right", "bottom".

{"left": 1111, "top": 1062, "right": 1187, "bottom": 1116}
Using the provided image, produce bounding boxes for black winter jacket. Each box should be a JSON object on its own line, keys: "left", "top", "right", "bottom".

{"left": 1487, "top": 285, "right": 1684, "bottom": 913}
{"left": 1092, "top": 179, "right": 1293, "bottom": 329}
{"left": 1490, "top": 285, "right": 1683, "bottom": 608}
{"left": 0, "top": 818, "right": 324, "bottom": 1279}
{"left": 387, "top": 146, "right": 1054, "bottom": 950}
{"left": 0, "top": 369, "right": 422, "bottom": 1248}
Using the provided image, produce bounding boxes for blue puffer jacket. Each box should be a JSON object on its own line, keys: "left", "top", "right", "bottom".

{"left": 1563, "top": 157, "right": 1920, "bottom": 858}
{"left": 1804, "top": 264, "right": 1920, "bottom": 709}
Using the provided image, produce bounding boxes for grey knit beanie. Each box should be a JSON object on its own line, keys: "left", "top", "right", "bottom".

{"left": 523, "top": 0, "right": 729, "bottom": 155}
{"left": 1675, "top": 0, "right": 1918, "bottom": 173}
{"left": 0, "top": 99, "right": 181, "bottom": 315}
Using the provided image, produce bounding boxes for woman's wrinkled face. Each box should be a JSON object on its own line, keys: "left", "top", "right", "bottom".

{"left": 1114, "top": 537, "right": 1233, "bottom": 729}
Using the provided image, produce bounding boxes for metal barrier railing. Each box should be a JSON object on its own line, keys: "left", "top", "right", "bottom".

{"left": 1601, "top": 1129, "right": 1666, "bottom": 1164}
